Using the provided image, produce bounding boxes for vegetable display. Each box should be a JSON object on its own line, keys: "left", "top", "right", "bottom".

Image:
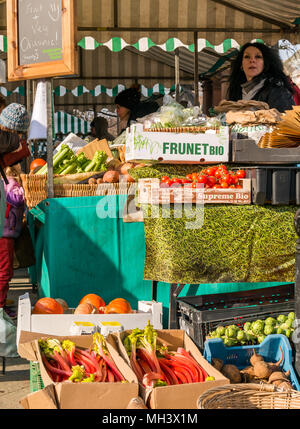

{"left": 123, "top": 322, "right": 212, "bottom": 388}
{"left": 38, "top": 334, "right": 125, "bottom": 383}
{"left": 35, "top": 144, "right": 108, "bottom": 175}
{"left": 208, "top": 312, "right": 295, "bottom": 346}
{"left": 212, "top": 347, "right": 293, "bottom": 391}
{"left": 160, "top": 165, "right": 246, "bottom": 189}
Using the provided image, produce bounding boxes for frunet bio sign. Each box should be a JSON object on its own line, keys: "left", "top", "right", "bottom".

{"left": 125, "top": 123, "right": 229, "bottom": 164}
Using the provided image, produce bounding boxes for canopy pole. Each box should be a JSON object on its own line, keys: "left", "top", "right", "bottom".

{"left": 46, "top": 78, "right": 54, "bottom": 199}
{"left": 194, "top": 32, "right": 199, "bottom": 106}
{"left": 175, "top": 48, "right": 180, "bottom": 102}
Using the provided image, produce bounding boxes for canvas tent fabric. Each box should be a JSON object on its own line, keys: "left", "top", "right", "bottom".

{"left": 0, "top": 0, "right": 299, "bottom": 112}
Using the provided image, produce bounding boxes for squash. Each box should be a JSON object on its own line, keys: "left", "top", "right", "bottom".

{"left": 54, "top": 298, "right": 69, "bottom": 313}
{"left": 79, "top": 293, "right": 105, "bottom": 313}
{"left": 74, "top": 302, "right": 99, "bottom": 315}
{"left": 104, "top": 298, "right": 132, "bottom": 314}
{"left": 32, "top": 297, "right": 64, "bottom": 315}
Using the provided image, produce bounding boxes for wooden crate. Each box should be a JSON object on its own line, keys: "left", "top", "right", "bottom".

{"left": 138, "top": 178, "right": 251, "bottom": 205}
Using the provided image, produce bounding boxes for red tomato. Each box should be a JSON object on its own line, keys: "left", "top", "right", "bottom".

{"left": 220, "top": 181, "right": 229, "bottom": 188}
{"left": 191, "top": 172, "right": 199, "bottom": 182}
{"left": 198, "top": 175, "right": 208, "bottom": 184}
{"left": 181, "top": 179, "right": 192, "bottom": 184}
{"left": 206, "top": 167, "right": 217, "bottom": 177}
{"left": 230, "top": 174, "right": 239, "bottom": 185}
{"left": 185, "top": 174, "right": 193, "bottom": 180}
{"left": 171, "top": 177, "right": 182, "bottom": 183}
{"left": 161, "top": 176, "right": 170, "bottom": 182}
{"left": 214, "top": 170, "right": 223, "bottom": 179}
{"left": 192, "top": 182, "right": 203, "bottom": 188}
{"left": 229, "top": 185, "right": 236, "bottom": 188}
{"left": 208, "top": 176, "right": 217, "bottom": 186}
{"left": 221, "top": 173, "right": 232, "bottom": 185}
{"left": 236, "top": 169, "right": 246, "bottom": 178}
{"left": 213, "top": 184, "right": 222, "bottom": 188}
{"left": 235, "top": 184, "right": 243, "bottom": 188}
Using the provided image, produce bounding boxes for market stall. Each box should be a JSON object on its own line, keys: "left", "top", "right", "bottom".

{"left": 2, "top": 0, "right": 300, "bottom": 411}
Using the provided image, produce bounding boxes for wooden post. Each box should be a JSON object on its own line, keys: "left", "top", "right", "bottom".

{"left": 46, "top": 79, "right": 54, "bottom": 199}
{"left": 175, "top": 49, "right": 180, "bottom": 102}
{"left": 194, "top": 32, "right": 199, "bottom": 106}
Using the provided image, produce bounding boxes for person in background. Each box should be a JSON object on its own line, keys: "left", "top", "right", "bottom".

{"left": 90, "top": 116, "right": 115, "bottom": 141}
{"left": 227, "top": 42, "right": 295, "bottom": 113}
{"left": 0, "top": 165, "right": 25, "bottom": 319}
{"left": 115, "top": 86, "right": 159, "bottom": 135}
{"left": 0, "top": 94, "right": 6, "bottom": 114}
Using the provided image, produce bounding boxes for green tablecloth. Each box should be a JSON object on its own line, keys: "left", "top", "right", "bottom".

{"left": 27, "top": 195, "right": 152, "bottom": 308}
{"left": 129, "top": 164, "right": 298, "bottom": 285}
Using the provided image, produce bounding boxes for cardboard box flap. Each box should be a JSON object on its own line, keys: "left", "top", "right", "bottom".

{"left": 76, "top": 138, "right": 113, "bottom": 160}
{"left": 20, "top": 385, "right": 58, "bottom": 409}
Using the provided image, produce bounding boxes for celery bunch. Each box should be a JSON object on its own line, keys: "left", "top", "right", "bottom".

{"left": 36, "top": 144, "right": 108, "bottom": 175}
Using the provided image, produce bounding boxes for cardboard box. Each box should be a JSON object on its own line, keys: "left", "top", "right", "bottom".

{"left": 17, "top": 293, "right": 163, "bottom": 345}
{"left": 18, "top": 331, "right": 139, "bottom": 409}
{"left": 125, "top": 124, "right": 229, "bottom": 164}
{"left": 76, "top": 138, "right": 113, "bottom": 160}
{"left": 113, "top": 329, "right": 229, "bottom": 409}
{"left": 138, "top": 178, "right": 252, "bottom": 205}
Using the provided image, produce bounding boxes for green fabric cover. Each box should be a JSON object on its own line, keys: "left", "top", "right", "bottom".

{"left": 27, "top": 195, "right": 153, "bottom": 308}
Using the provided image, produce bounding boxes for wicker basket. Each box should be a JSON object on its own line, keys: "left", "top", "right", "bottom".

{"left": 20, "top": 173, "right": 137, "bottom": 209}
{"left": 197, "top": 383, "right": 300, "bottom": 409}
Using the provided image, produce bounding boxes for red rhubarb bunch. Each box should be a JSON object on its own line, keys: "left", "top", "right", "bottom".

{"left": 38, "top": 336, "right": 125, "bottom": 383}
{"left": 122, "top": 322, "right": 210, "bottom": 387}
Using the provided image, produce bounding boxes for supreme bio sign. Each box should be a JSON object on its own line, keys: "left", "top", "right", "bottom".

{"left": 125, "top": 124, "right": 229, "bottom": 164}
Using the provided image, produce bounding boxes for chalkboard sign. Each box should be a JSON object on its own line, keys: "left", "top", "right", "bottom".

{"left": 7, "top": 0, "right": 77, "bottom": 81}
{"left": 18, "top": 0, "right": 63, "bottom": 65}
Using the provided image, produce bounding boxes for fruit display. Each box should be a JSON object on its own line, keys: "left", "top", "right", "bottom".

{"left": 159, "top": 165, "right": 246, "bottom": 189}
{"left": 207, "top": 312, "right": 295, "bottom": 346}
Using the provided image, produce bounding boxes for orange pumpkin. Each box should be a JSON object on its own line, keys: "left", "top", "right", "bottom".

{"left": 74, "top": 302, "right": 99, "bottom": 315}
{"left": 104, "top": 298, "right": 132, "bottom": 314}
{"left": 32, "top": 297, "right": 64, "bottom": 315}
{"left": 54, "top": 298, "right": 69, "bottom": 313}
{"left": 79, "top": 293, "right": 105, "bottom": 312}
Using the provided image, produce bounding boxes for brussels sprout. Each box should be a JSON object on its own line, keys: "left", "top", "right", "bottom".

{"left": 225, "top": 327, "right": 237, "bottom": 338}
{"left": 216, "top": 326, "right": 225, "bottom": 336}
{"left": 209, "top": 330, "right": 217, "bottom": 338}
{"left": 264, "top": 317, "right": 277, "bottom": 326}
{"left": 277, "top": 315, "right": 287, "bottom": 323}
{"left": 243, "top": 322, "right": 252, "bottom": 332}
{"left": 281, "top": 320, "right": 293, "bottom": 329}
{"left": 257, "top": 335, "right": 266, "bottom": 344}
{"left": 285, "top": 328, "right": 292, "bottom": 338}
{"left": 251, "top": 320, "right": 265, "bottom": 335}
{"left": 264, "top": 324, "right": 275, "bottom": 336}
{"left": 223, "top": 337, "right": 238, "bottom": 347}
{"left": 288, "top": 312, "right": 295, "bottom": 321}
{"left": 236, "top": 330, "right": 247, "bottom": 342}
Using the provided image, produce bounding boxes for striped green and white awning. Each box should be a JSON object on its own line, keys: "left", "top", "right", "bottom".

{"left": 0, "top": 86, "right": 25, "bottom": 96}
{"left": 54, "top": 111, "right": 91, "bottom": 135}
{"left": 54, "top": 83, "right": 176, "bottom": 97}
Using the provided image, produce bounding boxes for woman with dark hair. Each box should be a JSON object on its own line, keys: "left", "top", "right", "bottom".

{"left": 227, "top": 42, "right": 295, "bottom": 112}
{"left": 115, "top": 86, "right": 159, "bottom": 134}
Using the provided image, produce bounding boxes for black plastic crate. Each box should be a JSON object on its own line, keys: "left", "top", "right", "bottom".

{"left": 231, "top": 139, "right": 300, "bottom": 165}
{"left": 177, "top": 284, "right": 295, "bottom": 351}
{"left": 233, "top": 166, "right": 300, "bottom": 205}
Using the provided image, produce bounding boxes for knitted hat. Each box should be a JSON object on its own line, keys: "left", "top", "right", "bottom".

{"left": 0, "top": 103, "right": 30, "bottom": 133}
{"left": 115, "top": 88, "right": 141, "bottom": 111}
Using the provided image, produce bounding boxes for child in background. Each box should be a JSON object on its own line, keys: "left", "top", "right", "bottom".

{"left": 0, "top": 165, "right": 25, "bottom": 318}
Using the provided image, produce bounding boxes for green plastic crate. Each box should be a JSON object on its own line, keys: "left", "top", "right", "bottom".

{"left": 30, "top": 361, "right": 44, "bottom": 393}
